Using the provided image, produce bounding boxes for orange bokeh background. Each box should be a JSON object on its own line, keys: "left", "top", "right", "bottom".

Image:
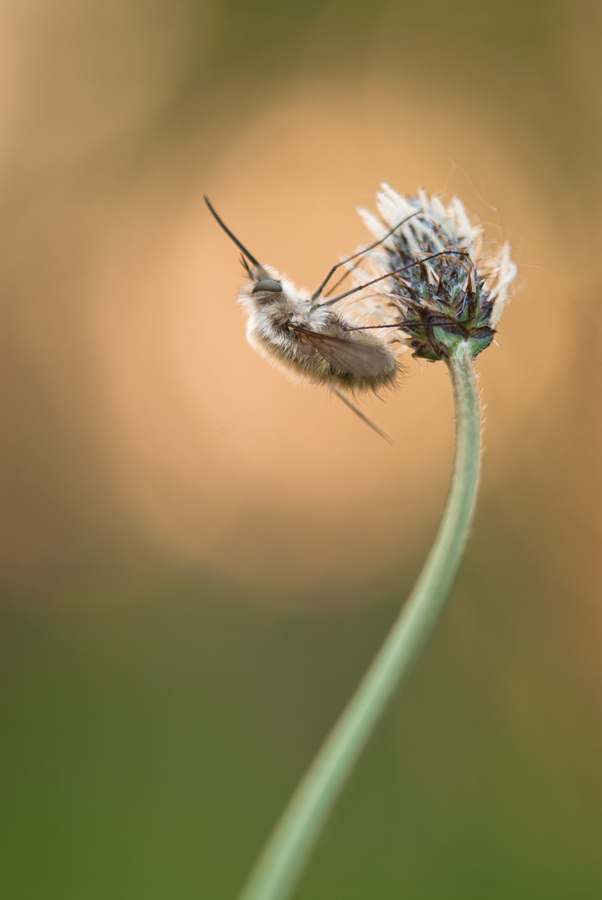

{"left": 1, "top": 2, "right": 601, "bottom": 898}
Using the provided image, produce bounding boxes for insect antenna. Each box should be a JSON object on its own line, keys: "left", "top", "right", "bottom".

{"left": 205, "top": 196, "right": 263, "bottom": 269}
{"left": 330, "top": 388, "right": 393, "bottom": 444}
{"left": 310, "top": 211, "right": 423, "bottom": 303}
{"left": 239, "top": 254, "right": 253, "bottom": 278}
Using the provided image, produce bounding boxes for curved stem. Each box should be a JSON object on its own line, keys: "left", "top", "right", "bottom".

{"left": 236, "top": 341, "right": 482, "bottom": 900}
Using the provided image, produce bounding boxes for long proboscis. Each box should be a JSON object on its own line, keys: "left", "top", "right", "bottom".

{"left": 204, "top": 196, "right": 263, "bottom": 269}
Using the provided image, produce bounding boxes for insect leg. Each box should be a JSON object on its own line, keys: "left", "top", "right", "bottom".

{"left": 324, "top": 222, "right": 472, "bottom": 300}
{"left": 330, "top": 387, "right": 393, "bottom": 444}
{"left": 322, "top": 256, "right": 365, "bottom": 299}
{"left": 318, "top": 248, "right": 472, "bottom": 307}
{"left": 311, "top": 211, "right": 423, "bottom": 303}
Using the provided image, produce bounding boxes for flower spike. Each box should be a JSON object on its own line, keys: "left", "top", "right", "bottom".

{"left": 357, "top": 184, "right": 518, "bottom": 361}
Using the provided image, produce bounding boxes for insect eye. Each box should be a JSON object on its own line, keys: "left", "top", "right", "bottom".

{"left": 252, "top": 279, "right": 282, "bottom": 293}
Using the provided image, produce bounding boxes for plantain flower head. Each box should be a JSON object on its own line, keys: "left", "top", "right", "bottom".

{"left": 355, "top": 185, "right": 517, "bottom": 361}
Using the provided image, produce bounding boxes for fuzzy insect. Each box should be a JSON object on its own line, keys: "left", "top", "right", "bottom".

{"left": 205, "top": 197, "right": 420, "bottom": 439}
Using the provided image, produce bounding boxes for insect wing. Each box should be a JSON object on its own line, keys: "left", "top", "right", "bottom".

{"left": 296, "top": 328, "right": 392, "bottom": 377}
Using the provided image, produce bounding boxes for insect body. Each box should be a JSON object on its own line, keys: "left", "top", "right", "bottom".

{"left": 205, "top": 197, "right": 399, "bottom": 398}
{"left": 239, "top": 270, "right": 398, "bottom": 393}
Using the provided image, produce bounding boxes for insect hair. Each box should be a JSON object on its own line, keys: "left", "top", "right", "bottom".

{"left": 205, "top": 197, "right": 471, "bottom": 440}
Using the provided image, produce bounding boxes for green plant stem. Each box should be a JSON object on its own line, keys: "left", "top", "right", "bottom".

{"left": 236, "top": 341, "right": 482, "bottom": 900}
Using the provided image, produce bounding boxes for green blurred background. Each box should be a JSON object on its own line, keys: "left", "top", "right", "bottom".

{"left": 1, "top": 0, "right": 601, "bottom": 897}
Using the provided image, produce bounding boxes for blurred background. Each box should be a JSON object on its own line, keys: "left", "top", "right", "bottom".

{"left": 0, "top": 0, "right": 601, "bottom": 897}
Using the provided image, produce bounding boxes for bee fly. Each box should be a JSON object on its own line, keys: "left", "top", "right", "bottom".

{"left": 204, "top": 197, "right": 421, "bottom": 441}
